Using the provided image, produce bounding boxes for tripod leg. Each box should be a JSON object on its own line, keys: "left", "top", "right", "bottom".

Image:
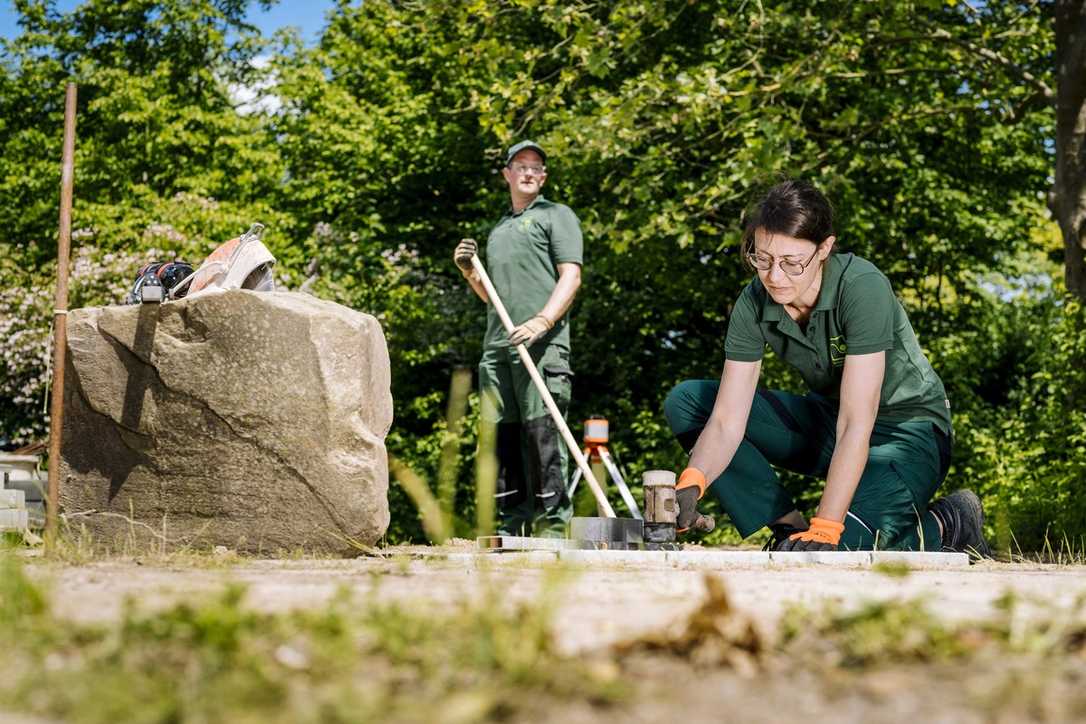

{"left": 599, "top": 447, "right": 643, "bottom": 520}
{"left": 567, "top": 447, "right": 589, "bottom": 498}
{"left": 567, "top": 467, "right": 582, "bottom": 499}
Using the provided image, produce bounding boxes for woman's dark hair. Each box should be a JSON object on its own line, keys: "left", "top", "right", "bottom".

{"left": 741, "top": 179, "right": 835, "bottom": 263}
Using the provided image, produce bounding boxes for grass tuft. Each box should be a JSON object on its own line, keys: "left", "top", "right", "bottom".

{"left": 781, "top": 592, "right": 1086, "bottom": 668}
{"left": 614, "top": 574, "right": 764, "bottom": 675}
{"left": 871, "top": 560, "right": 912, "bottom": 578}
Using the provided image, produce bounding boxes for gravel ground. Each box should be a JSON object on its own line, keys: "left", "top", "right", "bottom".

{"left": 23, "top": 545, "right": 1086, "bottom": 654}
{"left": 12, "top": 546, "right": 1086, "bottom": 723}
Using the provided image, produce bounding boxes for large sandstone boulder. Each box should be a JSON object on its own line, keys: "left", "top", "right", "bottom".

{"left": 59, "top": 290, "right": 393, "bottom": 555}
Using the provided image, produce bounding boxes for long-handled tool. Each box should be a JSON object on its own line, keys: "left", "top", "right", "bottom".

{"left": 470, "top": 255, "right": 616, "bottom": 519}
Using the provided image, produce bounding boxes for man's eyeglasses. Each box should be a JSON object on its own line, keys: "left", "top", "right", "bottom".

{"left": 508, "top": 163, "right": 546, "bottom": 176}
{"left": 746, "top": 247, "right": 819, "bottom": 276}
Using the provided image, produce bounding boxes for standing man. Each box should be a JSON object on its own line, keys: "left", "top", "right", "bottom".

{"left": 454, "top": 140, "right": 584, "bottom": 537}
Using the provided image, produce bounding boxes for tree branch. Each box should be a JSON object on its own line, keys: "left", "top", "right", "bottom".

{"left": 881, "top": 28, "right": 1056, "bottom": 104}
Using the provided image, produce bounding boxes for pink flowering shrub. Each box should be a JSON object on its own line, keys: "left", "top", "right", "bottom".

{"left": 0, "top": 246, "right": 147, "bottom": 447}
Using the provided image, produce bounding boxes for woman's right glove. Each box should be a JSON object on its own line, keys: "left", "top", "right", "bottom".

{"left": 775, "top": 517, "right": 843, "bottom": 551}
{"left": 675, "top": 467, "right": 714, "bottom": 533}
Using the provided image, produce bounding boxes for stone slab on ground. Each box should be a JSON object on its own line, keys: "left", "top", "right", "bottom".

{"left": 4, "top": 478, "right": 44, "bottom": 503}
{"left": 460, "top": 544, "right": 969, "bottom": 569}
{"left": 477, "top": 535, "right": 581, "bottom": 551}
{"left": 0, "top": 489, "right": 26, "bottom": 509}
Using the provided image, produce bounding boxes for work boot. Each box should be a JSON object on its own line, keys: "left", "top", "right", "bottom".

{"left": 929, "top": 489, "right": 991, "bottom": 559}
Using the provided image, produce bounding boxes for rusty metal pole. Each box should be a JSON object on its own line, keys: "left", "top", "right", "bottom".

{"left": 45, "top": 82, "right": 77, "bottom": 549}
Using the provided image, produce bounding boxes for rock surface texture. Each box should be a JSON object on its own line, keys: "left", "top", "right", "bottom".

{"left": 59, "top": 291, "right": 393, "bottom": 554}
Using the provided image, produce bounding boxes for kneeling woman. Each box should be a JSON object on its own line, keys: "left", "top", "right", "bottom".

{"left": 666, "top": 180, "right": 987, "bottom": 554}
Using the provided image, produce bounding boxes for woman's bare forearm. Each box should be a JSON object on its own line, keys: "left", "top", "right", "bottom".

{"left": 816, "top": 423, "right": 870, "bottom": 522}
{"left": 817, "top": 351, "right": 884, "bottom": 522}
{"left": 684, "top": 359, "right": 761, "bottom": 483}
{"left": 688, "top": 419, "right": 746, "bottom": 484}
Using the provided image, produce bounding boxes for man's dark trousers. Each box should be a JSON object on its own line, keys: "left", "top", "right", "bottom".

{"left": 479, "top": 342, "right": 574, "bottom": 536}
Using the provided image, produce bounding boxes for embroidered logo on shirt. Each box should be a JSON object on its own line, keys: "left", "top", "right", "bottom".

{"left": 830, "top": 335, "right": 847, "bottom": 365}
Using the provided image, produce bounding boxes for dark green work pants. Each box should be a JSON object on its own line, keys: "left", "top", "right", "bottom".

{"left": 479, "top": 343, "right": 574, "bottom": 536}
{"left": 664, "top": 380, "right": 950, "bottom": 550}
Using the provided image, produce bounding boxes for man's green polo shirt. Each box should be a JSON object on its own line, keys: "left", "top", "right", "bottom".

{"left": 482, "top": 195, "right": 583, "bottom": 351}
{"left": 724, "top": 253, "right": 952, "bottom": 434}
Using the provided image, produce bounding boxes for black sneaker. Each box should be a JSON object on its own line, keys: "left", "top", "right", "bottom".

{"left": 929, "top": 490, "right": 991, "bottom": 558}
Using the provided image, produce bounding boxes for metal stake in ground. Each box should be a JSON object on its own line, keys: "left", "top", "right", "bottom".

{"left": 46, "top": 82, "right": 78, "bottom": 547}
{"left": 470, "top": 255, "right": 616, "bottom": 519}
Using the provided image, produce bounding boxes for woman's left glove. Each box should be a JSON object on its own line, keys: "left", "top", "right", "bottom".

{"left": 775, "top": 517, "right": 844, "bottom": 552}
{"left": 676, "top": 467, "right": 712, "bottom": 533}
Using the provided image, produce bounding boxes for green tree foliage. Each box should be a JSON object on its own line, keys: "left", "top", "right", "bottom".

{"left": 1, "top": 0, "right": 290, "bottom": 262}
{"left": 0, "top": 0, "right": 292, "bottom": 442}
{"left": 0, "top": 0, "right": 1079, "bottom": 549}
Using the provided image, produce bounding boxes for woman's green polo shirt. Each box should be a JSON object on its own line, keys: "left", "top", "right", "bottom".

{"left": 724, "top": 253, "right": 952, "bottom": 434}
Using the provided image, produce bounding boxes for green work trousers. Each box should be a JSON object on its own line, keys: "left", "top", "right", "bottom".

{"left": 663, "top": 380, "right": 950, "bottom": 550}
{"left": 479, "top": 343, "right": 574, "bottom": 536}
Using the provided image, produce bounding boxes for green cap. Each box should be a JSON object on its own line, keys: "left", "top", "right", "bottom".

{"left": 505, "top": 140, "right": 546, "bottom": 166}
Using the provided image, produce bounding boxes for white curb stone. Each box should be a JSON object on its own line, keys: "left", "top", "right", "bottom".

{"left": 768, "top": 550, "right": 875, "bottom": 566}
{"left": 443, "top": 551, "right": 559, "bottom": 568}
{"left": 452, "top": 546, "right": 970, "bottom": 569}
{"left": 662, "top": 550, "right": 776, "bottom": 568}
{"left": 558, "top": 549, "right": 671, "bottom": 566}
{"left": 869, "top": 550, "right": 967, "bottom": 566}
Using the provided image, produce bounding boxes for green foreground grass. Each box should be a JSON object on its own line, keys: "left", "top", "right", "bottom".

{"left": 0, "top": 557, "right": 622, "bottom": 723}
{"left": 2, "top": 555, "right": 1086, "bottom": 723}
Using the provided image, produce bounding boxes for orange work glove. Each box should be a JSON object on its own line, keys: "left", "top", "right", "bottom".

{"left": 675, "top": 467, "right": 708, "bottom": 533}
{"left": 775, "top": 517, "right": 844, "bottom": 552}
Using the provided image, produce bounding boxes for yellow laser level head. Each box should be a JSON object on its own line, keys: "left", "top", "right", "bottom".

{"left": 583, "top": 417, "right": 609, "bottom": 444}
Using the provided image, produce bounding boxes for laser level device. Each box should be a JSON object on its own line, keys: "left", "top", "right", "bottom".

{"left": 567, "top": 417, "right": 642, "bottom": 519}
